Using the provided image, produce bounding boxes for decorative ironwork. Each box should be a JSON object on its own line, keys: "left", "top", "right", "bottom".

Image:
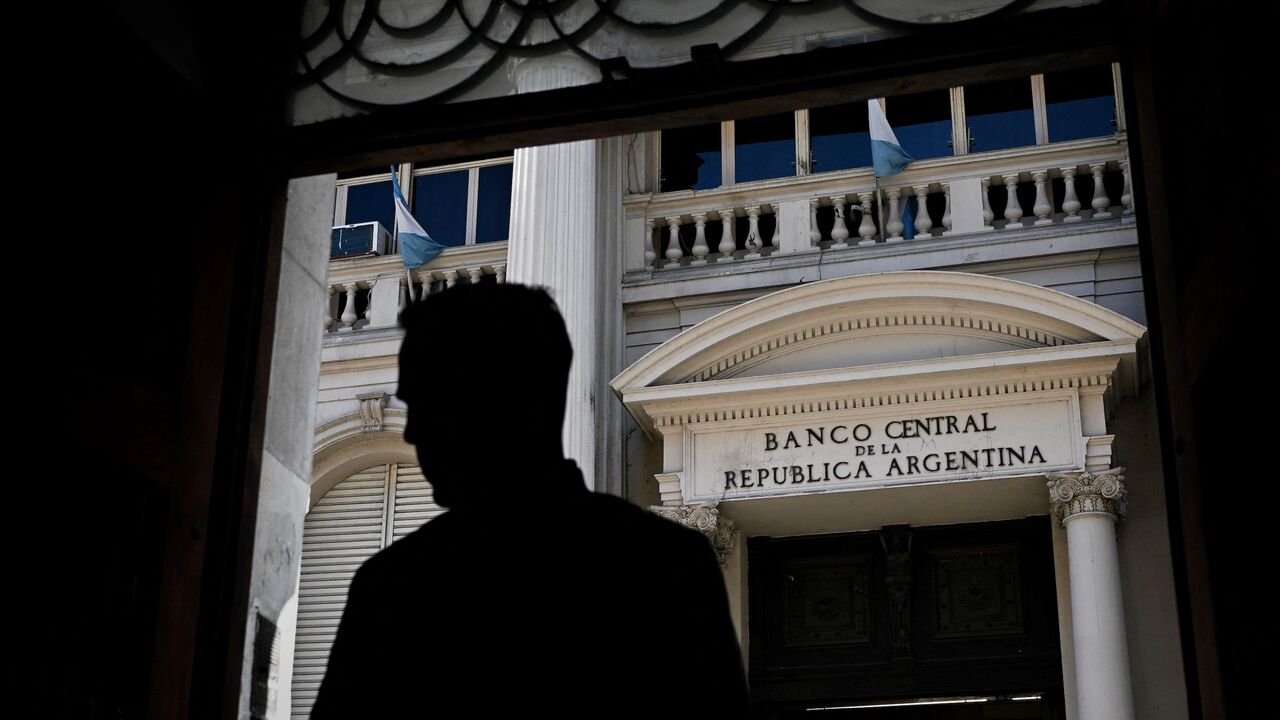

{"left": 294, "top": 0, "right": 1036, "bottom": 112}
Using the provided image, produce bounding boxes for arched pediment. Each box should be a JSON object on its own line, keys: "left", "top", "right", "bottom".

{"left": 612, "top": 272, "right": 1147, "bottom": 437}
{"left": 616, "top": 272, "right": 1145, "bottom": 390}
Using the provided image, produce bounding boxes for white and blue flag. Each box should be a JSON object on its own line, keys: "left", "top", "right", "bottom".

{"left": 868, "top": 99, "right": 913, "bottom": 178}
{"left": 391, "top": 165, "right": 445, "bottom": 270}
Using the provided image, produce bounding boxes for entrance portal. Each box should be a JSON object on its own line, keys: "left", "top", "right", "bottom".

{"left": 749, "top": 518, "right": 1064, "bottom": 719}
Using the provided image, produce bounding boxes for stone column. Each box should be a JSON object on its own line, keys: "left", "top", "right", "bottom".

{"left": 506, "top": 53, "right": 613, "bottom": 491}
{"left": 1048, "top": 468, "right": 1135, "bottom": 720}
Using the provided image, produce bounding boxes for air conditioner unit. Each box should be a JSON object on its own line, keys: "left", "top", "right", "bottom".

{"left": 330, "top": 221, "right": 392, "bottom": 260}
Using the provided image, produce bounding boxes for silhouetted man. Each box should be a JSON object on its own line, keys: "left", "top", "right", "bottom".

{"left": 312, "top": 283, "right": 749, "bottom": 718}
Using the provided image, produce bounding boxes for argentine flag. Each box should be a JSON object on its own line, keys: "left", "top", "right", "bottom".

{"left": 390, "top": 165, "right": 445, "bottom": 270}
{"left": 868, "top": 99, "right": 913, "bottom": 178}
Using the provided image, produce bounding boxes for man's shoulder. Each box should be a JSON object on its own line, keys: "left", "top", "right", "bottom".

{"left": 580, "top": 492, "right": 713, "bottom": 553}
{"left": 354, "top": 508, "right": 459, "bottom": 577}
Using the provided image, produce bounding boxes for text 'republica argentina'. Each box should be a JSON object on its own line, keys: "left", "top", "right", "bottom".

{"left": 722, "top": 413, "right": 1048, "bottom": 491}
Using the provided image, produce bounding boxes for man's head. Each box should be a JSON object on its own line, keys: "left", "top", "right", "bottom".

{"left": 397, "top": 282, "right": 572, "bottom": 508}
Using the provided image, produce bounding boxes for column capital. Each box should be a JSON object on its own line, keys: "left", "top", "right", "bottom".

{"left": 1047, "top": 467, "right": 1128, "bottom": 525}
{"left": 651, "top": 502, "right": 736, "bottom": 565}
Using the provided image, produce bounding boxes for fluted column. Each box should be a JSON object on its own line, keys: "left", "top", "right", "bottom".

{"left": 1048, "top": 468, "right": 1135, "bottom": 720}
{"left": 506, "top": 52, "right": 610, "bottom": 490}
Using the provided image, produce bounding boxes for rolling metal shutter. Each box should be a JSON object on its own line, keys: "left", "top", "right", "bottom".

{"left": 290, "top": 463, "right": 440, "bottom": 718}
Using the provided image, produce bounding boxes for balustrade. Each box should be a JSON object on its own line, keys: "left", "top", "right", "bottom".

{"left": 323, "top": 243, "right": 507, "bottom": 335}
{"left": 629, "top": 139, "right": 1133, "bottom": 271}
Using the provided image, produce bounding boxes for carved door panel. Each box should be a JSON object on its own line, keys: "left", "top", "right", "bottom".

{"left": 748, "top": 517, "right": 1064, "bottom": 717}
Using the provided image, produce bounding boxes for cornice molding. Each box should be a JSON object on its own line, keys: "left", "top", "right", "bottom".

{"left": 652, "top": 370, "right": 1113, "bottom": 429}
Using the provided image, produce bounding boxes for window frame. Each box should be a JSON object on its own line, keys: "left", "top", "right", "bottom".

{"left": 654, "top": 62, "right": 1122, "bottom": 194}
{"left": 332, "top": 156, "right": 515, "bottom": 248}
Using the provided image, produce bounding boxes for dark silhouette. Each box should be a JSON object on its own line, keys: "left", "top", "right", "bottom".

{"left": 311, "top": 283, "right": 749, "bottom": 718}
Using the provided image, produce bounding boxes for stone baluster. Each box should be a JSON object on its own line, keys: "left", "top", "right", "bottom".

{"left": 941, "top": 183, "right": 953, "bottom": 235}
{"left": 362, "top": 279, "right": 374, "bottom": 324}
{"left": 857, "top": 191, "right": 877, "bottom": 245}
{"left": 1002, "top": 174, "right": 1024, "bottom": 229}
{"left": 663, "top": 217, "right": 683, "bottom": 267}
{"left": 324, "top": 285, "right": 335, "bottom": 330}
{"left": 1061, "top": 167, "right": 1083, "bottom": 222}
{"left": 398, "top": 275, "right": 409, "bottom": 313}
{"left": 338, "top": 282, "right": 358, "bottom": 332}
{"left": 809, "top": 198, "right": 822, "bottom": 247}
{"left": 912, "top": 185, "right": 932, "bottom": 238}
{"left": 1121, "top": 157, "right": 1135, "bottom": 215}
{"left": 717, "top": 209, "right": 737, "bottom": 260}
{"left": 467, "top": 267, "right": 483, "bottom": 285}
{"left": 829, "top": 195, "right": 850, "bottom": 249}
{"left": 643, "top": 218, "right": 656, "bottom": 269}
{"left": 1032, "top": 171, "right": 1053, "bottom": 225}
{"left": 416, "top": 271, "right": 432, "bottom": 300}
{"left": 443, "top": 269, "right": 458, "bottom": 289}
{"left": 743, "top": 206, "right": 763, "bottom": 259}
{"left": 494, "top": 264, "right": 507, "bottom": 284}
{"left": 690, "top": 212, "right": 710, "bottom": 265}
{"left": 886, "top": 188, "right": 904, "bottom": 242}
{"left": 980, "top": 177, "right": 995, "bottom": 228}
{"left": 1089, "top": 163, "right": 1112, "bottom": 218}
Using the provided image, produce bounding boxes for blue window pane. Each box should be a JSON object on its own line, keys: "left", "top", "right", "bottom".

{"left": 476, "top": 164, "right": 513, "bottom": 244}
{"left": 1046, "top": 66, "right": 1116, "bottom": 142}
{"left": 343, "top": 180, "right": 394, "bottom": 233}
{"left": 810, "top": 103, "right": 872, "bottom": 173}
{"left": 735, "top": 113, "right": 795, "bottom": 183}
{"left": 662, "top": 124, "right": 721, "bottom": 191}
{"left": 887, "top": 89, "right": 953, "bottom": 161}
{"left": 965, "top": 77, "right": 1036, "bottom": 152}
{"left": 413, "top": 170, "right": 468, "bottom": 247}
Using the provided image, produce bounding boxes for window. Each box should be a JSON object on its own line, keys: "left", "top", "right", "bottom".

{"left": 332, "top": 156, "right": 514, "bottom": 254}
{"left": 661, "top": 123, "right": 721, "bottom": 192}
{"left": 734, "top": 112, "right": 797, "bottom": 183}
{"left": 1045, "top": 65, "right": 1118, "bottom": 142}
{"left": 654, "top": 63, "right": 1120, "bottom": 195}
{"left": 964, "top": 76, "right": 1036, "bottom": 152}
{"left": 885, "top": 89, "right": 953, "bottom": 161}
{"left": 335, "top": 168, "right": 394, "bottom": 232}
{"left": 412, "top": 156, "right": 513, "bottom": 247}
{"left": 810, "top": 102, "right": 872, "bottom": 173}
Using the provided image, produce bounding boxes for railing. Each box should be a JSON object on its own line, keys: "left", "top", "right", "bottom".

{"left": 624, "top": 136, "right": 1134, "bottom": 272}
{"left": 323, "top": 241, "right": 508, "bottom": 334}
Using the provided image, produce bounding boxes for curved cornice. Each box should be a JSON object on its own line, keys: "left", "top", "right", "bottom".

{"left": 613, "top": 271, "right": 1147, "bottom": 392}
{"left": 310, "top": 412, "right": 415, "bottom": 509}
{"left": 612, "top": 271, "right": 1147, "bottom": 436}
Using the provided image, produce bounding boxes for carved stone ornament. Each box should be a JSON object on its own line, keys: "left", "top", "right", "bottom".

{"left": 1047, "top": 467, "right": 1128, "bottom": 525}
{"left": 652, "top": 502, "right": 736, "bottom": 565}
{"left": 356, "top": 392, "right": 389, "bottom": 432}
